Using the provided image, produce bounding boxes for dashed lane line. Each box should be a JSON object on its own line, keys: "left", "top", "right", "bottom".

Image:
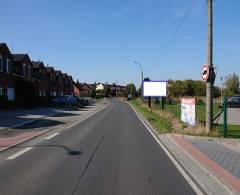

{"left": 45, "top": 133, "right": 60, "bottom": 140}
{"left": 7, "top": 147, "right": 34, "bottom": 160}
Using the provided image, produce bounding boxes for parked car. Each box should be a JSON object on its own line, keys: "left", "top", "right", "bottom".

{"left": 65, "top": 95, "right": 86, "bottom": 106}
{"left": 51, "top": 96, "right": 76, "bottom": 106}
{"left": 227, "top": 96, "right": 240, "bottom": 108}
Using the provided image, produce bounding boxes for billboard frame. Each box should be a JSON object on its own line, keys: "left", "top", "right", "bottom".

{"left": 143, "top": 80, "right": 167, "bottom": 97}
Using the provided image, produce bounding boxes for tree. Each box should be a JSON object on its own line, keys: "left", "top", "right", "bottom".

{"left": 104, "top": 83, "right": 110, "bottom": 97}
{"left": 223, "top": 73, "right": 240, "bottom": 96}
{"left": 126, "top": 83, "right": 137, "bottom": 97}
{"left": 91, "top": 83, "right": 96, "bottom": 98}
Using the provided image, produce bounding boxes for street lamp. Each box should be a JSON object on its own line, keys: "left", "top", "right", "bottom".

{"left": 134, "top": 61, "right": 144, "bottom": 101}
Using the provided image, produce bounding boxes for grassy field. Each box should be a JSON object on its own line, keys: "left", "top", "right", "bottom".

{"left": 132, "top": 99, "right": 240, "bottom": 138}
{"left": 157, "top": 103, "right": 222, "bottom": 122}
{"left": 130, "top": 100, "right": 172, "bottom": 133}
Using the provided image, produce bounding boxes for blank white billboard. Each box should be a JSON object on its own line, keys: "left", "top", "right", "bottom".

{"left": 143, "top": 81, "right": 167, "bottom": 97}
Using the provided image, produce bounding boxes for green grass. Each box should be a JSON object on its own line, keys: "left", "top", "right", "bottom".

{"left": 130, "top": 100, "right": 172, "bottom": 133}
{"left": 214, "top": 124, "right": 240, "bottom": 138}
{"left": 132, "top": 99, "right": 240, "bottom": 139}
{"left": 163, "top": 103, "right": 221, "bottom": 122}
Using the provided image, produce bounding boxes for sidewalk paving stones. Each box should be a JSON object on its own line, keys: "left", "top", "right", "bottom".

{"left": 0, "top": 100, "right": 109, "bottom": 153}
{"left": 185, "top": 136, "right": 240, "bottom": 179}
{"left": 129, "top": 103, "right": 240, "bottom": 194}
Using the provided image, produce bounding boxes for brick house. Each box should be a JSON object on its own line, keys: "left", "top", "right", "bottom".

{"left": 67, "top": 75, "right": 74, "bottom": 95}
{"left": 73, "top": 82, "right": 93, "bottom": 97}
{"left": 73, "top": 82, "right": 81, "bottom": 96}
{"left": 32, "top": 61, "right": 48, "bottom": 104}
{"left": 0, "top": 43, "right": 16, "bottom": 106}
{"left": 12, "top": 54, "right": 33, "bottom": 80}
{"left": 45, "top": 66, "right": 57, "bottom": 98}
{"left": 12, "top": 54, "right": 37, "bottom": 106}
{"left": 62, "top": 73, "right": 73, "bottom": 95}
{"left": 55, "top": 70, "right": 64, "bottom": 96}
{"left": 81, "top": 83, "right": 93, "bottom": 97}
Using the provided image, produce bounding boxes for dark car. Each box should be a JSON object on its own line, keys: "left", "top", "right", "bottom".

{"left": 227, "top": 96, "right": 240, "bottom": 108}
{"left": 51, "top": 96, "right": 76, "bottom": 106}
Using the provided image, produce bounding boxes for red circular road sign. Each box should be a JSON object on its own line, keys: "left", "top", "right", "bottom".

{"left": 202, "top": 64, "right": 209, "bottom": 81}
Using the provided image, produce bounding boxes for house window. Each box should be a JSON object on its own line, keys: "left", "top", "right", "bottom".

{"left": 43, "top": 90, "right": 46, "bottom": 97}
{"left": 54, "top": 91, "right": 57, "bottom": 96}
{"left": 6, "top": 59, "right": 11, "bottom": 73}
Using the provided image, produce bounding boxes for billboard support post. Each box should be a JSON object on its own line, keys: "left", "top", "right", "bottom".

{"left": 148, "top": 97, "right": 151, "bottom": 108}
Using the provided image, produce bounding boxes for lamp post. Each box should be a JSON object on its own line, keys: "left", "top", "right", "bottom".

{"left": 134, "top": 61, "right": 143, "bottom": 101}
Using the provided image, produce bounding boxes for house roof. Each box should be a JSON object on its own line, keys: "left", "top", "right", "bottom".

{"left": 62, "top": 73, "right": 68, "bottom": 78}
{"left": 12, "top": 54, "right": 27, "bottom": 61}
{"left": 32, "top": 61, "right": 44, "bottom": 69}
{"left": 0, "top": 43, "right": 13, "bottom": 59}
{"left": 55, "top": 70, "right": 62, "bottom": 76}
{"left": 12, "top": 54, "right": 32, "bottom": 66}
{"left": 96, "top": 83, "right": 104, "bottom": 91}
{"left": 45, "top": 66, "right": 55, "bottom": 73}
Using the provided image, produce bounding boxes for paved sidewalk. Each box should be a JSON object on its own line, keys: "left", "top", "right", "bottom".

{"left": 0, "top": 100, "right": 110, "bottom": 152}
{"left": 165, "top": 134, "right": 240, "bottom": 194}
{"left": 130, "top": 103, "right": 240, "bottom": 194}
{"left": 0, "top": 107, "right": 65, "bottom": 130}
{"left": 185, "top": 136, "right": 240, "bottom": 179}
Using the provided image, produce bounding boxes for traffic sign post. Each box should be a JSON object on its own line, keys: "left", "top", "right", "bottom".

{"left": 202, "top": 64, "right": 209, "bottom": 81}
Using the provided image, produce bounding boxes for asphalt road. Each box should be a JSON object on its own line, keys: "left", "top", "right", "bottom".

{"left": 0, "top": 100, "right": 195, "bottom": 195}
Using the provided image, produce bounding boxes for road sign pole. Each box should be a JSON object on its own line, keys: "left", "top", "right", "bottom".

{"left": 206, "top": 0, "right": 213, "bottom": 133}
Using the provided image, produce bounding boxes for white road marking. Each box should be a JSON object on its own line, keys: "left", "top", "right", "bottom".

{"left": 128, "top": 103, "right": 204, "bottom": 195}
{"left": 45, "top": 133, "right": 59, "bottom": 140}
{"left": 7, "top": 147, "right": 34, "bottom": 160}
{"left": 66, "top": 106, "right": 109, "bottom": 129}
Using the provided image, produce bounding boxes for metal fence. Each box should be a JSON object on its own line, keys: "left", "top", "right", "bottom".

{"left": 218, "top": 97, "right": 240, "bottom": 138}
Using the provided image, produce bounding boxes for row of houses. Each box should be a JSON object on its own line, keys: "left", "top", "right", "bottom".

{"left": 95, "top": 83, "right": 127, "bottom": 97}
{"left": 0, "top": 43, "right": 74, "bottom": 107}
{"left": 0, "top": 42, "right": 128, "bottom": 108}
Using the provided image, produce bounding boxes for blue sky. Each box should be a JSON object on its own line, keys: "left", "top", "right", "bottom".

{"left": 0, "top": 0, "right": 239, "bottom": 88}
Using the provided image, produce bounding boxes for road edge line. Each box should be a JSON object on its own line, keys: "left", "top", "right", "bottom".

{"left": 127, "top": 102, "right": 204, "bottom": 195}
{"left": 0, "top": 101, "right": 110, "bottom": 153}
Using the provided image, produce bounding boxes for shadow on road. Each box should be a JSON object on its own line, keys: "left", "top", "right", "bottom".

{"left": 53, "top": 112, "right": 80, "bottom": 117}
{"left": 33, "top": 144, "right": 82, "bottom": 156}
{"left": 13, "top": 119, "right": 66, "bottom": 130}
{"left": 0, "top": 144, "right": 82, "bottom": 156}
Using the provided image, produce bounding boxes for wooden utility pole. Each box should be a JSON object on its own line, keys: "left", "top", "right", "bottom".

{"left": 206, "top": 0, "right": 213, "bottom": 133}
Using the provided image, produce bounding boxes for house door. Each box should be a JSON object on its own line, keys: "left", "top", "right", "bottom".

{"left": 7, "top": 88, "right": 15, "bottom": 101}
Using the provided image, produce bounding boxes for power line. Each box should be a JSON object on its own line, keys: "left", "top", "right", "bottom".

{"left": 151, "top": 0, "right": 199, "bottom": 66}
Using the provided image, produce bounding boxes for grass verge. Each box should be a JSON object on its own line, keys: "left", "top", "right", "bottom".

{"left": 130, "top": 100, "right": 172, "bottom": 133}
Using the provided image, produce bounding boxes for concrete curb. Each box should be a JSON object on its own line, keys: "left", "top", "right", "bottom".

{"left": 0, "top": 112, "right": 63, "bottom": 153}
{"left": 127, "top": 102, "right": 236, "bottom": 195}
{"left": 0, "top": 101, "right": 109, "bottom": 153}
{"left": 0, "top": 130, "right": 48, "bottom": 153}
